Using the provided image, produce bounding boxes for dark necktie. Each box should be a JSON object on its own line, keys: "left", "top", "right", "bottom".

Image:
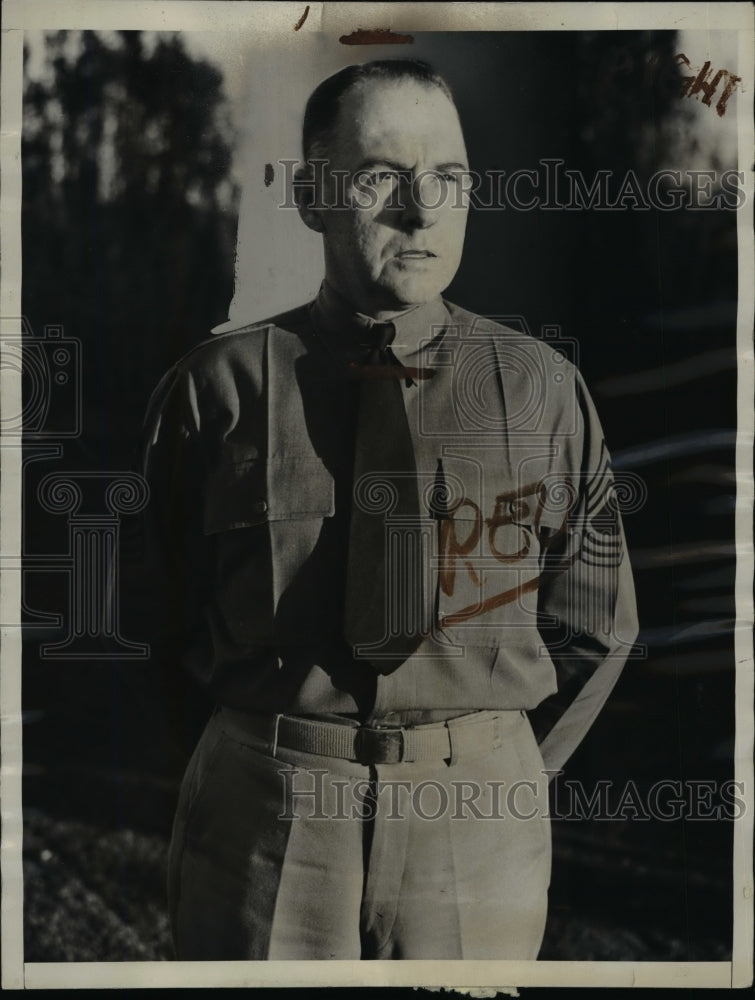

{"left": 343, "top": 322, "right": 424, "bottom": 672}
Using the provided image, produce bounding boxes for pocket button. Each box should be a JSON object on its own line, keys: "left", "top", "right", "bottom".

{"left": 508, "top": 499, "right": 530, "bottom": 519}
{"left": 252, "top": 498, "right": 268, "bottom": 515}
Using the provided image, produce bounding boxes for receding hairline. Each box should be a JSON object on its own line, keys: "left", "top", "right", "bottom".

{"left": 340, "top": 74, "right": 458, "bottom": 110}
{"left": 302, "top": 60, "right": 461, "bottom": 162}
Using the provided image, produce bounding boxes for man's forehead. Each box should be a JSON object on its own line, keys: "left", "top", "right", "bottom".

{"left": 341, "top": 76, "right": 458, "bottom": 121}
{"left": 334, "top": 78, "right": 466, "bottom": 156}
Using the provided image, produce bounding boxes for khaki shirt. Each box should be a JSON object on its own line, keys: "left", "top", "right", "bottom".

{"left": 142, "top": 285, "right": 639, "bottom": 773}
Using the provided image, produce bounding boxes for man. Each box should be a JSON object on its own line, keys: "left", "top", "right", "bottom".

{"left": 143, "top": 59, "right": 638, "bottom": 961}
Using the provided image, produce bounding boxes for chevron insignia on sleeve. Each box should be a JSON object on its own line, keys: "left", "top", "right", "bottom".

{"left": 580, "top": 441, "right": 623, "bottom": 566}
{"left": 585, "top": 441, "right": 615, "bottom": 520}
{"left": 580, "top": 524, "right": 623, "bottom": 567}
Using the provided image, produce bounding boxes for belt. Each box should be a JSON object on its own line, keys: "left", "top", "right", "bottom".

{"left": 220, "top": 708, "right": 520, "bottom": 766}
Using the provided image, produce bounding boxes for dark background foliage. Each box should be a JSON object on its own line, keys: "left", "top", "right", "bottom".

{"left": 20, "top": 30, "right": 738, "bottom": 962}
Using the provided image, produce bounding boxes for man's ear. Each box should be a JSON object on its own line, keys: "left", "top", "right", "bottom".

{"left": 294, "top": 166, "right": 326, "bottom": 234}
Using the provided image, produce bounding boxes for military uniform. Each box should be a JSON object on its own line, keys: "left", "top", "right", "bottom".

{"left": 143, "top": 282, "right": 639, "bottom": 959}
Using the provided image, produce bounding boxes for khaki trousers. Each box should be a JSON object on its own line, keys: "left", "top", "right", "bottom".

{"left": 168, "top": 707, "right": 551, "bottom": 959}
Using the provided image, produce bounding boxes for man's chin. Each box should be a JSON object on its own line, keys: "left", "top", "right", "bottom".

{"left": 379, "top": 279, "right": 448, "bottom": 312}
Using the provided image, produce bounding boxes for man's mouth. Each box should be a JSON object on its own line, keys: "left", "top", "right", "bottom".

{"left": 396, "top": 250, "right": 437, "bottom": 259}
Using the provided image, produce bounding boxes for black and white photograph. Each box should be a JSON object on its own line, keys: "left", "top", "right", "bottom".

{"left": 1, "top": 0, "right": 753, "bottom": 990}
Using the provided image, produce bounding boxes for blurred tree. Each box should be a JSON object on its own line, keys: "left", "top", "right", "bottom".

{"left": 21, "top": 32, "right": 238, "bottom": 849}
{"left": 22, "top": 30, "right": 239, "bottom": 464}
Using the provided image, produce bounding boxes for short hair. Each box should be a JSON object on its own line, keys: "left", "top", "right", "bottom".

{"left": 302, "top": 59, "right": 457, "bottom": 162}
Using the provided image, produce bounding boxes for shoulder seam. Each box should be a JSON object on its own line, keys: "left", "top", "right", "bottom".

{"left": 171, "top": 304, "right": 312, "bottom": 370}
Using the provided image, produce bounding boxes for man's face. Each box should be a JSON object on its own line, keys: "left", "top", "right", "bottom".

{"left": 308, "top": 78, "right": 470, "bottom": 318}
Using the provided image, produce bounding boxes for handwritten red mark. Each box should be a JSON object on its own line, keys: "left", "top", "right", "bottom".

{"left": 340, "top": 28, "right": 414, "bottom": 45}
{"left": 264, "top": 164, "right": 274, "bottom": 187}
{"left": 439, "top": 499, "right": 484, "bottom": 597}
{"left": 676, "top": 53, "right": 741, "bottom": 117}
{"left": 294, "top": 6, "right": 309, "bottom": 31}
{"left": 439, "top": 573, "right": 545, "bottom": 628}
{"left": 438, "top": 481, "right": 571, "bottom": 626}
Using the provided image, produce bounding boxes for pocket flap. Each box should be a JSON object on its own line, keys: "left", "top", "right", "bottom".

{"left": 488, "top": 486, "right": 572, "bottom": 541}
{"left": 204, "top": 459, "right": 335, "bottom": 534}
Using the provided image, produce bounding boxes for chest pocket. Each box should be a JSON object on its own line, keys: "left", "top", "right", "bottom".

{"left": 203, "top": 457, "right": 334, "bottom": 534}
{"left": 203, "top": 457, "right": 336, "bottom": 644}
{"left": 435, "top": 481, "right": 563, "bottom": 647}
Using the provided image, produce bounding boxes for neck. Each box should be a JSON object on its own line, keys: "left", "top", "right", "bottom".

{"left": 323, "top": 280, "right": 424, "bottom": 323}
{"left": 367, "top": 305, "right": 418, "bottom": 322}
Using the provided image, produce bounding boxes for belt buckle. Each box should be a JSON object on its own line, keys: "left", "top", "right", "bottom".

{"left": 355, "top": 726, "right": 404, "bottom": 765}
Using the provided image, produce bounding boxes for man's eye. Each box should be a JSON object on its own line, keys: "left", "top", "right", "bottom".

{"left": 361, "top": 170, "right": 400, "bottom": 187}
{"left": 437, "top": 171, "right": 463, "bottom": 184}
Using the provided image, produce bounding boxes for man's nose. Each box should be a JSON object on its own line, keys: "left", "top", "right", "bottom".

{"left": 399, "top": 173, "right": 443, "bottom": 229}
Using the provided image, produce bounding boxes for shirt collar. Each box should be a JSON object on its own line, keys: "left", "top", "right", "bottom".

{"left": 310, "top": 280, "right": 450, "bottom": 364}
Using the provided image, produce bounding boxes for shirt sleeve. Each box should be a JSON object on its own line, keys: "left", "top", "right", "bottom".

{"left": 530, "top": 369, "right": 640, "bottom": 775}
{"left": 140, "top": 364, "right": 213, "bottom": 684}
